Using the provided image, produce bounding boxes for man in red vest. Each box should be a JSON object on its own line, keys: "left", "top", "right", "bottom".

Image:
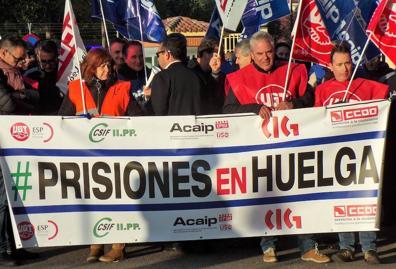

{"left": 223, "top": 31, "right": 328, "bottom": 264}
{"left": 315, "top": 41, "right": 387, "bottom": 265}
{"left": 315, "top": 41, "right": 388, "bottom": 107}
{"left": 224, "top": 31, "right": 314, "bottom": 120}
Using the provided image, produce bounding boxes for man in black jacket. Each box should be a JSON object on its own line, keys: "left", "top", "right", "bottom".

{"left": 151, "top": 33, "right": 203, "bottom": 116}
{"left": 188, "top": 38, "right": 224, "bottom": 115}
{"left": 24, "top": 40, "right": 64, "bottom": 115}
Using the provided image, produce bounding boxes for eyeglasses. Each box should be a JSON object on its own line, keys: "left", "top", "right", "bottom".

{"left": 7, "top": 50, "right": 25, "bottom": 64}
{"left": 156, "top": 50, "right": 166, "bottom": 58}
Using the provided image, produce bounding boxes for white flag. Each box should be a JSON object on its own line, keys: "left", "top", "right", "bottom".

{"left": 57, "top": 0, "right": 87, "bottom": 93}
{"left": 215, "top": 0, "right": 249, "bottom": 31}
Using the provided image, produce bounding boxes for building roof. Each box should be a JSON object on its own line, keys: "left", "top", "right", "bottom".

{"left": 163, "top": 16, "right": 209, "bottom": 34}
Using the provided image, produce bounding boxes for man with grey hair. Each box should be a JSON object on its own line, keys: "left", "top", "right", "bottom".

{"left": 224, "top": 31, "right": 314, "bottom": 119}
{"left": 223, "top": 31, "right": 325, "bottom": 264}
{"left": 234, "top": 39, "right": 252, "bottom": 69}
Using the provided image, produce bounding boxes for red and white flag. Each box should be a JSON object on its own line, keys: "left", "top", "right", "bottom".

{"left": 292, "top": 0, "right": 333, "bottom": 66}
{"left": 57, "top": 0, "right": 87, "bottom": 93}
{"left": 215, "top": 0, "right": 249, "bottom": 31}
{"left": 367, "top": 0, "right": 396, "bottom": 65}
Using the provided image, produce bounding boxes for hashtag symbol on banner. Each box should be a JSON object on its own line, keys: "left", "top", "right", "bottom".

{"left": 11, "top": 162, "right": 33, "bottom": 201}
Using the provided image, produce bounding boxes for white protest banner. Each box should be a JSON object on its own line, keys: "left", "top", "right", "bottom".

{"left": 215, "top": 0, "right": 249, "bottom": 31}
{"left": 0, "top": 101, "right": 389, "bottom": 248}
{"left": 57, "top": 0, "right": 87, "bottom": 93}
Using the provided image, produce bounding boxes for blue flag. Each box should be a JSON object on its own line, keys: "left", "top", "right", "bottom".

{"left": 241, "top": 0, "right": 291, "bottom": 39}
{"left": 92, "top": 0, "right": 166, "bottom": 42}
{"left": 205, "top": 9, "right": 222, "bottom": 40}
{"left": 315, "top": 0, "right": 380, "bottom": 64}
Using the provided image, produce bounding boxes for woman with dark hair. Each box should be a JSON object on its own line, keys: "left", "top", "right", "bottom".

{"left": 58, "top": 48, "right": 142, "bottom": 263}
{"left": 58, "top": 48, "right": 142, "bottom": 117}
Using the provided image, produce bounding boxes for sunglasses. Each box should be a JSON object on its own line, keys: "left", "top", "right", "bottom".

{"left": 156, "top": 50, "right": 166, "bottom": 58}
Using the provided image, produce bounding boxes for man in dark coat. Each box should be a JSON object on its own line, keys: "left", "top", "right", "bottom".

{"left": 188, "top": 38, "right": 225, "bottom": 115}
{"left": 150, "top": 33, "right": 203, "bottom": 116}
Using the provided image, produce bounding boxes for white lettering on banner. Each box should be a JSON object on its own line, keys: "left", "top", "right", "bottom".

{"left": 315, "top": 0, "right": 362, "bottom": 63}
{"left": 0, "top": 101, "right": 389, "bottom": 247}
{"left": 317, "top": 0, "right": 340, "bottom": 23}
{"left": 344, "top": 106, "right": 379, "bottom": 120}
{"left": 334, "top": 204, "right": 377, "bottom": 217}
{"left": 256, "top": 0, "right": 273, "bottom": 20}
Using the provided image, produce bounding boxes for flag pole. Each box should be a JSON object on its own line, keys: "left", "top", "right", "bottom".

{"left": 67, "top": 0, "right": 87, "bottom": 115}
{"left": 137, "top": 0, "right": 148, "bottom": 84}
{"left": 342, "top": 31, "right": 374, "bottom": 102}
{"left": 217, "top": 26, "right": 225, "bottom": 55}
{"left": 98, "top": 0, "right": 110, "bottom": 49}
{"left": 282, "top": 0, "right": 302, "bottom": 102}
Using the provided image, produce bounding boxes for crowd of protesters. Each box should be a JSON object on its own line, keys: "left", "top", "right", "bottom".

{"left": 0, "top": 29, "right": 394, "bottom": 266}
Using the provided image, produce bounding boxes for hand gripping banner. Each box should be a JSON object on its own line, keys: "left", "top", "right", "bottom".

{"left": 0, "top": 101, "right": 390, "bottom": 248}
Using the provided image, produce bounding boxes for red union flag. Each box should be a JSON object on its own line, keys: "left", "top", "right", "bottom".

{"left": 57, "top": 0, "right": 87, "bottom": 93}
{"left": 367, "top": 0, "right": 396, "bottom": 65}
{"left": 215, "top": 0, "right": 248, "bottom": 31}
{"left": 292, "top": 0, "right": 333, "bottom": 66}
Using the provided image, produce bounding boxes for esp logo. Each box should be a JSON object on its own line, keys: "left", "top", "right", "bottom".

{"left": 262, "top": 116, "right": 299, "bottom": 138}
{"left": 265, "top": 208, "right": 302, "bottom": 230}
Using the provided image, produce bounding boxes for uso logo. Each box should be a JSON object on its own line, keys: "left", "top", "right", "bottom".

{"left": 17, "top": 221, "right": 35, "bottom": 240}
{"left": 10, "top": 122, "right": 30, "bottom": 141}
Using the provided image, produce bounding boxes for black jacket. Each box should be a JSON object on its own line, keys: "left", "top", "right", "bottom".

{"left": 0, "top": 69, "right": 39, "bottom": 115}
{"left": 151, "top": 62, "right": 203, "bottom": 116}
{"left": 24, "top": 68, "right": 64, "bottom": 115}
{"left": 188, "top": 59, "right": 225, "bottom": 115}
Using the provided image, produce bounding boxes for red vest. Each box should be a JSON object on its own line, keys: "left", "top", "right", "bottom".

{"left": 314, "top": 78, "right": 389, "bottom": 107}
{"left": 68, "top": 79, "right": 131, "bottom": 116}
{"left": 225, "top": 62, "right": 308, "bottom": 108}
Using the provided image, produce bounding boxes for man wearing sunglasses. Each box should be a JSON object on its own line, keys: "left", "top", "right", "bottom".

{"left": 24, "top": 40, "right": 63, "bottom": 115}
{"left": 150, "top": 33, "right": 203, "bottom": 116}
{"left": 0, "top": 35, "right": 40, "bottom": 266}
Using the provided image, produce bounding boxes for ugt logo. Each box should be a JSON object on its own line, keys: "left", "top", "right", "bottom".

{"left": 265, "top": 208, "right": 302, "bottom": 230}
{"left": 261, "top": 116, "right": 299, "bottom": 138}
